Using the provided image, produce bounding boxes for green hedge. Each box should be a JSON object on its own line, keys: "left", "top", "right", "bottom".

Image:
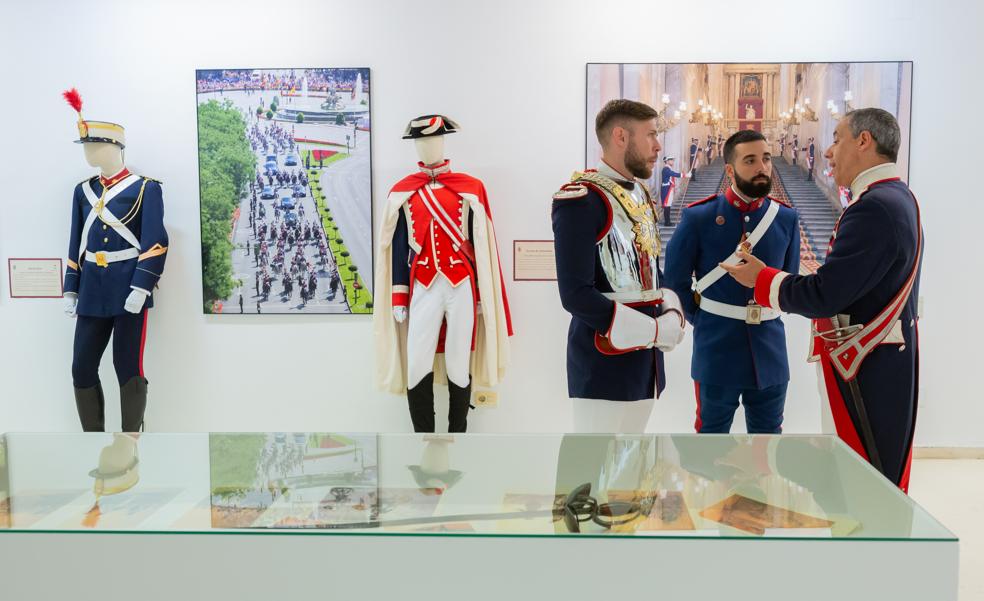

{"left": 198, "top": 99, "right": 256, "bottom": 313}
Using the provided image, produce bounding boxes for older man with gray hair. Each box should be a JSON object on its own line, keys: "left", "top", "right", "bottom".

{"left": 721, "top": 108, "right": 923, "bottom": 493}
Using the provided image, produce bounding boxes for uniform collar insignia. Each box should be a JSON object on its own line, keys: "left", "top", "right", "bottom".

{"left": 849, "top": 162, "right": 899, "bottom": 205}
{"left": 725, "top": 186, "right": 764, "bottom": 212}
{"left": 100, "top": 168, "right": 131, "bottom": 189}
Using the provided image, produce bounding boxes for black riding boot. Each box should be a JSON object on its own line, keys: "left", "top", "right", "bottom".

{"left": 120, "top": 376, "right": 149, "bottom": 433}
{"left": 407, "top": 373, "right": 436, "bottom": 433}
{"left": 447, "top": 378, "right": 473, "bottom": 433}
{"left": 74, "top": 382, "right": 106, "bottom": 432}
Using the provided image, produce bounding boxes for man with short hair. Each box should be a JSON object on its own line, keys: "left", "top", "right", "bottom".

{"left": 552, "top": 99, "right": 686, "bottom": 433}
{"left": 664, "top": 130, "right": 800, "bottom": 434}
{"left": 722, "top": 108, "right": 922, "bottom": 492}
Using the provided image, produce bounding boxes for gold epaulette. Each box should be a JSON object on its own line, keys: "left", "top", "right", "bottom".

{"left": 142, "top": 176, "right": 162, "bottom": 185}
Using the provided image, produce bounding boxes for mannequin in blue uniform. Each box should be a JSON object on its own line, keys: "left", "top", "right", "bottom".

{"left": 552, "top": 99, "right": 685, "bottom": 433}
{"left": 62, "top": 89, "right": 168, "bottom": 432}
{"left": 722, "top": 108, "right": 922, "bottom": 492}
{"left": 664, "top": 130, "right": 800, "bottom": 433}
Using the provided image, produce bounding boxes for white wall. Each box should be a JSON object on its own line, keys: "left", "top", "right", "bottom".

{"left": 0, "top": 0, "right": 980, "bottom": 445}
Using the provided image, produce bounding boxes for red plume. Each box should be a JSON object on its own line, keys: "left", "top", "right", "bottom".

{"left": 63, "top": 88, "right": 83, "bottom": 114}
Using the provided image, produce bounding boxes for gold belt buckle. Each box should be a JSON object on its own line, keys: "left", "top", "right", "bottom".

{"left": 95, "top": 251, "right": 108, "bottom": 268}
{"left": 745, "top": 302, "right": 762, "bottom": 325}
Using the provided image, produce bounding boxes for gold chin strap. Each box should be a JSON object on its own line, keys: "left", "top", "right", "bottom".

{"left": 96, "top": 178, "right": 148, "bottom": 227}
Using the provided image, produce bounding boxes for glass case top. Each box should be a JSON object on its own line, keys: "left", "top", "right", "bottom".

{"left": 0, "top": 432, "right": 955, "bottom": 540}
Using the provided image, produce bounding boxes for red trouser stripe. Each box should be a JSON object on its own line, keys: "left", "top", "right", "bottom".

{"left": 138, "top": 309, "right": 148, "bottom": 378}
{"left": 820, "top": 356, "right": 869, "bottom": 462}
{"left": 693, "top": 381, "right": 702, "bottom": 432}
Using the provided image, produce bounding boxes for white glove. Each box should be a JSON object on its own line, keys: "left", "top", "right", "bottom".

{"left": 684, "top": 172, "right": 692, "bottom": 178}
{"left": 64, "top": 293, "right": 78, "bottom": 318}
{"left": 655, "top": 312, "right": 685, "bottom": 352}
{"left": 654, "top": 288, "right": 686, "bottom": 352}
{"left": 476, "top": 302, "right": 483, "bottom": 316}
{"left": 124, "top": 288, "right": 149, "bottom": 314}
{"left": 393, "top": 306, "right": 408, "bottom": 323}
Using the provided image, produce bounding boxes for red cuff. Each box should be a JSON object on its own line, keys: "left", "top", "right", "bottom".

{"left": 754, "top": 267, "right": 781, "bottom": 308}
{"left": 392, "top": 292, "right": 409, "bottom": 307}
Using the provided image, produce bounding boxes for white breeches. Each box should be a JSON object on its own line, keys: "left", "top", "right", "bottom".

{"left": 407, "top": 276, "right": 475, "bottom": 389}
{"left": 571, "top": 397, "right": 656, "bottom": 434}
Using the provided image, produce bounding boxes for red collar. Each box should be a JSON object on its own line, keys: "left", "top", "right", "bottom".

{"left": 100, "top": 168, "right": 131, "bottom": 189}
{"left": 725, "top": 187, "right": 764, "bottom": 212}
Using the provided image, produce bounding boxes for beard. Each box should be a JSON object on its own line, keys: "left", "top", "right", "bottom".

{"left": 624, "top": 144, "right": 653, "bottom": 179}
{"left": 733, "top": 171, "right": 772, "bottom": 198}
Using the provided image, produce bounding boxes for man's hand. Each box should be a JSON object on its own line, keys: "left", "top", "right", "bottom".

{"left": 719, "top": 250, "right": 765, "bottom": 288}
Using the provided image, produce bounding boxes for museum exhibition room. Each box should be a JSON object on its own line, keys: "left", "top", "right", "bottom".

{"left": 0, "top": 0, "right": 980, "bottom": 599}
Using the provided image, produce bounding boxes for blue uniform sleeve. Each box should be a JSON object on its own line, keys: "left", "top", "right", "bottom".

{"left": 663, "top": 206, "right": 700, "bottom": 323}
{"left": 778, "top": 200, "right": 896, "bottom": 318}
{"left": 783, "top": 209, "right": 801, "bottom": 275}
{"left": 391, "top": 207, "right": 410, "bottom": 290}
{"left": 551, "top": 192, "right": 614, "bottom": 333}
{"left": 64, "top": 185, "right": 83, "bottom": 295}
{"left": 130, "top": 180, "right": 169, "bottom": 292}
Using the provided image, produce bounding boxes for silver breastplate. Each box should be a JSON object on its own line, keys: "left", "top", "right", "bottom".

{"left": 577, "top": 172, "right": 663, "bottom": 303}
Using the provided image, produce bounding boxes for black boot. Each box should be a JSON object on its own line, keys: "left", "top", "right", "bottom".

{"left": 120, "top": 376, "right": 149, "bottom": 432}
{"left": 74, "top": 383, "right": 106, "bottom": 432}
{"left": 447, "top": 378, "right": 473, "bottom": 433}
{"left": 407, "top": 373, "right": 436, "bottom": 433}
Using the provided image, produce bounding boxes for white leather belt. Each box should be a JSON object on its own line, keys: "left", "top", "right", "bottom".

{"left": 700, "top": 297, "right": 779, "bottom": 324}
{"left": 603, "top": 289, "right": 664, "bottom": 303}
{"left": 85, "top": 248, "right": 139, "bottom": 267}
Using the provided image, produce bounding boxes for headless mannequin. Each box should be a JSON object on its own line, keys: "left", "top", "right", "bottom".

{"left": 64, "top": 142, "right": 148, "bottom": 317}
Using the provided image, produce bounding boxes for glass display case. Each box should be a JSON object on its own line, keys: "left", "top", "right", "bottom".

{"left": 0, "top": 433, "right": 957, "bottom": 600}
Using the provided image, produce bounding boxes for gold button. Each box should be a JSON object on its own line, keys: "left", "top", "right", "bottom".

{"left": 103, "top": 237, "right": 109, "bottom": 243}
{"left": 102, "top": 225, "right": 108, "bottom": 230}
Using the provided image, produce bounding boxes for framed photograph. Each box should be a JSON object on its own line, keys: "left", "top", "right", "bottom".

{"left": 195, "top": 68, "right": 373, "bottom": 314}
{"left": 586, "top": 62, "right": 913, "bottom": 273}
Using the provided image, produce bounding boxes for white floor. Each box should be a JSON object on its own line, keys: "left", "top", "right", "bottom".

{"left": 908, "top": 459, "right": 984, "bottom": 601}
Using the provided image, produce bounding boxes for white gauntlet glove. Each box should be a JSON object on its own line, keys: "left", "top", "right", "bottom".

{"left": 393, "top": 306, "right": 408, "bottom": 323}
{"left": 124, "top": 288, "right": 149, "bottom": 314}
{"left": 655, "top": 289, "right": 685, "bottom": 352}
{"left": 64, "top": 292, "right": 78, "bottom": 318}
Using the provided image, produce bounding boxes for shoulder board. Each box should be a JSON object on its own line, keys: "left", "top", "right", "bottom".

{"left": 686, "top": 194, "right": 718, "bottom": 208}
{"left": 768, "top": 196, "right": 792, "bottom": 208}
{"left": 142, "top": 176, "right": 163, "bottom": 185}
{"left": 553, "top": 182, "right": 588, "bottom": 200}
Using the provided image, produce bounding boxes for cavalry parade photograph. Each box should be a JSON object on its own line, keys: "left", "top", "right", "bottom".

{"left": 196, "top": 68, "right": 373, "bottom": 314}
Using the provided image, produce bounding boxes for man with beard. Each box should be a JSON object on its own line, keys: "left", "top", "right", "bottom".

{"left": 664, "top": 130, "right": 800, "bottom": 433}
{"left": 552, "top": 99, "right": 686, "bottom": 433}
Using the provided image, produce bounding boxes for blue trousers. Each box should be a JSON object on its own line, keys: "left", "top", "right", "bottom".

{"left": 694, "top": 382, "right": 788, "bottom": 434}
{"left": 72, "top": 311, "right": 148, "bottom": 388}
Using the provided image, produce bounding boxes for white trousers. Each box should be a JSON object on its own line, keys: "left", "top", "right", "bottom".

{"left": 571, "top": 397, "right": 656, "bottom": 434}
{"left": 407, "top": 276, "right": 475, "bottom": 389}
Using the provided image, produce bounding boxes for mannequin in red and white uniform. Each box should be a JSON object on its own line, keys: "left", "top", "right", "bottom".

{"left": 374, "top": 115, "right": 512, "bottom": 432}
